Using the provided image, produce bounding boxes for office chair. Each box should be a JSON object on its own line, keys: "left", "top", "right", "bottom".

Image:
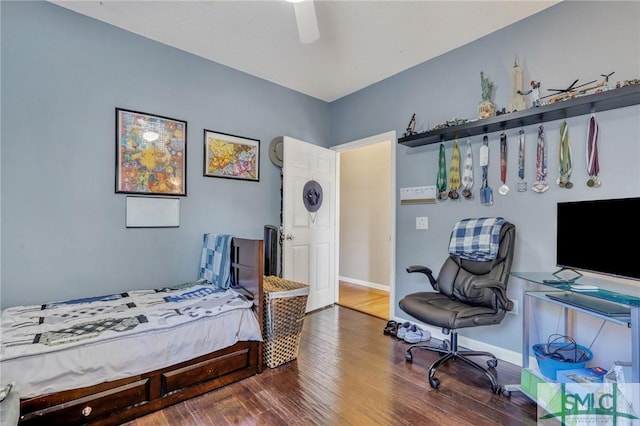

{"left": 399, "top": 217, "right": 515, "bottom": 395}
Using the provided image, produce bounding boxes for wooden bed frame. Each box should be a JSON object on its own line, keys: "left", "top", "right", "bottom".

{"left": 18, "top": 238, "right": 264, "bottom": 426}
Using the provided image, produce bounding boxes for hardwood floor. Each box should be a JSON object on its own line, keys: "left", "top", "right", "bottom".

{"left": 337, "top": 281, "right": 389, "bottom": 319}
{"left": 124, "top": 306, "right": 537, "bottom": 425}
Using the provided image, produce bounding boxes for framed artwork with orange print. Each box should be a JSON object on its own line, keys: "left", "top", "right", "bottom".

{"left": 203, "top": 130, "right": 260, "bottom": 182}
{"left": 116, "top": 108, "right": 187, "bottom": 196}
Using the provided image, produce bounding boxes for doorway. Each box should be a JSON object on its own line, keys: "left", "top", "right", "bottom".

{"left": 332, "top": 131, "right": 396, "bottom": 320}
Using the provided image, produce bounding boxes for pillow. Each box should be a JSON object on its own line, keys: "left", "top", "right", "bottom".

{"left": 448, "top": 217, "right": 506, "bottom": 261}
{"left": 199, "top": 233, "right": 233, "bottom": 289}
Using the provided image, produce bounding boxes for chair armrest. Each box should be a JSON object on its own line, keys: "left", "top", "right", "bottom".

{"left": 406, "top": 265, "right": 437, "bottom": 288}
{"left": 472, "top": 278, "right": 503, "bottom": 290}
{"left": 472, "top": 278, "right": 514, "bottom": 311}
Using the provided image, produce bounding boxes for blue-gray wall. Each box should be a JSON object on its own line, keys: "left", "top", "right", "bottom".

{"left": 2, "top": 0, "right": 639, "bottom": 365}
{"left": 331, "top": 0, "right": 640, "bottom": 362}
{"left": 0, "top": 1, "right": 330, "bottom": 307}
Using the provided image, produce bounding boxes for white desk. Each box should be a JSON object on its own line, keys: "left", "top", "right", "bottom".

{"left": 510, "top": 272, "right": 640, "bottom": 411}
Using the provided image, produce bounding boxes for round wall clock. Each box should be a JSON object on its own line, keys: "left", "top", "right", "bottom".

{"left": 269, "top": 136, "right": 284, "bottom": 167}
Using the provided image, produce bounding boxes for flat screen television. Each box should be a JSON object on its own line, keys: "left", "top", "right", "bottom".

{"left": 556, "top": 197, "right": 640, "bottom": 281}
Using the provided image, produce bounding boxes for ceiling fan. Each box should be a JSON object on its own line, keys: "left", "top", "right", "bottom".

{"left": 288, "top": 0, "right": 320, "bottom": 44}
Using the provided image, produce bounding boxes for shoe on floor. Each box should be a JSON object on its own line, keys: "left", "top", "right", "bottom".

{"left": 396, "top": 322, "right": 411, "bottom": 340}
{"left": 404, "top": 326, "right": 431, "bottom": 344}
{"left": 383, "top": 320, "right": 398, "bottom": 336}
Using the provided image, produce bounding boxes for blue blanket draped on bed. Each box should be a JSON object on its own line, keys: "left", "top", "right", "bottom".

{"left": 448, "top": 217, "right": 506, "bottom": 261}
{"left": 199, "top": 233, "right": 233, "bottom": 289}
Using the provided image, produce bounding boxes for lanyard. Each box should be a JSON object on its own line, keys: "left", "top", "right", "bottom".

{"left": 437, "top": 143, "right": 448, "bottom": 200}
{"left": 480, "top": 135, "right": 493, "bottom": 205}
{"left": 461, "top": 139, "right": 474, "bottom": 199}
{"left": 586, "top": 115, "right": 601, "bottom": 187}
{"left": 558, "top": 120, "right": 573, "bottom": 189}
{"left": 448, "top": 140, "right": 461, "bottom": 199}
{"left": 498, "top": 133, "right": 509, "bottom": 195}
{"left": 517, "top": 129, "right": 527, "bottom": 192}
{"left": 532, "top": 125, "right": 549, "bottom": 193}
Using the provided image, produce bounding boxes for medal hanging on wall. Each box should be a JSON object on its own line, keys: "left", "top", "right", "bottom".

{"left": 586, "top": 115, "right": 601, "bottom": 187}
{"left": 557, "top": 120, "right": 573, "bottom": 189}
{"left": 479, "top": 135, "right": 493, "bottom": 205}
{"left": 498, "top": 133, "right": 509, "bottom": 195}
{"left": 437, "top": 143, "right": 448, "bottom": 200}
{"left": 517, "top": 129, "right": 527, "bottom": 192}
{"left": 448, "top": 139, "right": 461, "bottom": 199}
{"left": 532, "top": 125, "right": 550, "bottom": 193}
{"left": 461, "top": 138, "right": 474, "bottom": 200}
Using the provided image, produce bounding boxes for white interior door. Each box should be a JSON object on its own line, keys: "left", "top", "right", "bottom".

{"left": 282, "top": 136, "right": 336, "bottom": 312}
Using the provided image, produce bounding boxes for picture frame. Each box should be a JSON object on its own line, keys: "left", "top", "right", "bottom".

{"left": 203, "top": 130, "right": 260, "bottom": 182}
{"left": 116, "top": 108, "right": 187, "bottom": 196}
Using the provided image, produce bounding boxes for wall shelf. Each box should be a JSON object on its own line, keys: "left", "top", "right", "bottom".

{"left": 398, "top": 83, "right": 640, "bottom": 147}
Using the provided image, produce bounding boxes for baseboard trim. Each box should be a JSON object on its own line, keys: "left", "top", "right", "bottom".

{"left": 339, "top": 276, "right": 390, "bottom": 293}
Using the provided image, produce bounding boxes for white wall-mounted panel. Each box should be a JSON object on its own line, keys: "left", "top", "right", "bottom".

{"left": 126, "top": 197, "right": 180, "bottom": 228}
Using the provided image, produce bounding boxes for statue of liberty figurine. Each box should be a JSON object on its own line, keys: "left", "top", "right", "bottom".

{"left": 478, "top": 71, "right": 496, "bottom": 119}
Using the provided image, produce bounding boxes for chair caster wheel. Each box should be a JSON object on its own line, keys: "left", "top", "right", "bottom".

{"left": 487, "top": 359, "right": 498, "bottom": 368}
{"left": 405, "top": 352, "right": 413, "bottom": 362}
{"left": 429, "top": 377, "right": 440, "bottom": 389}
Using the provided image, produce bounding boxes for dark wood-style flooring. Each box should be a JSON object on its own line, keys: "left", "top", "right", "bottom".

{"left": 124, "top": 306, "right": 537, "bottom": 425}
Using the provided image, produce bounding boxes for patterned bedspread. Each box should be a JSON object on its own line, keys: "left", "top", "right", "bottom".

{"left": 0, "top": 280, "right": 254, "bottom": 361}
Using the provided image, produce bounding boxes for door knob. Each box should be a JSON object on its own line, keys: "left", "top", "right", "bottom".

{"left": 285, "top": 234, "right": 294, "bottom": 240}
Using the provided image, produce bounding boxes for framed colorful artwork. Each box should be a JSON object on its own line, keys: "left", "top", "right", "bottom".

{"left": 116, "top": 108, "right": 187, "bottom": 196}
{"left": 203, "top": 130, "right": 260, "bottom": 182}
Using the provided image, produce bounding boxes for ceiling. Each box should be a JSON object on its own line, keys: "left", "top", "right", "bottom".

{"left": 49, "top": 0, "right": 560, "bottom": 102}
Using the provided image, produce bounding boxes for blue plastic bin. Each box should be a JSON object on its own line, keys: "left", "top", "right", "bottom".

{"left": 533, "top": 342, "right": 593, "bottom": 380}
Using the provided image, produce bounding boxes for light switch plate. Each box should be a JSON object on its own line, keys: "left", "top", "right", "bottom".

{"left": 416, "top": 217, "right": 429, "bottom": 230}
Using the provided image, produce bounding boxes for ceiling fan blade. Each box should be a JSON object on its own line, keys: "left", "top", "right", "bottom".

{"left": 293, "top": 0, "right": 319, "bottom": 44}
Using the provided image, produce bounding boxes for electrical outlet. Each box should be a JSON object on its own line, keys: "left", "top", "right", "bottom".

{"left": 508, "top": 299, "right": 519, "bottom": 315}
{"left": 416, "top": 217, "right": 429, "bottom": 230}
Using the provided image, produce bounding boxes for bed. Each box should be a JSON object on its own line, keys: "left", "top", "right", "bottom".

{"left": 0, "top": 237, "right": 264, "bottom": 426}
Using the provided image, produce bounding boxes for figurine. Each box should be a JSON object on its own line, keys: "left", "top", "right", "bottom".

{"left": 508, "top": 58, "right": 527, "bottom": 112}
{"left": 403, "top": 113, "right": 417, "bottom": 137}
{"left": 519, "top": 80, "right": 542, "bottom": 107}
{"left": 574, "top": 72, "right": 615, "bottom": 96}
{"left": 542, "top": 79, "right": 596, "bottom": 104}
{"left": 477, "top": 71, "right": 496, "bottom": 119}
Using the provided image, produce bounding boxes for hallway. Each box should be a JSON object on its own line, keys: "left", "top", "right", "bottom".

{"left": 337, "top": 281, "right": 389, "bottom": 319}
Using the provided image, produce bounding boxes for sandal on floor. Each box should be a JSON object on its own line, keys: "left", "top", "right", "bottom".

{"left": 383, "top": 320, "right": 398, "bottom": 336}
{"left": 404, "top": 326, "right": 431, "bottom": 344}
{"left": 396, "top": 322, "right": 411, "bottom": 340}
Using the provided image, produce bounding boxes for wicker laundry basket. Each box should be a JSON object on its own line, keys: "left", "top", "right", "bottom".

{"left": 263, "top": 276, "right": 309, "bottom": 368}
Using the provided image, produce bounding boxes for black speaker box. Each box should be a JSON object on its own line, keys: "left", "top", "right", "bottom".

{"left": 264, "top": 225, "right": 278, "bottom": 276}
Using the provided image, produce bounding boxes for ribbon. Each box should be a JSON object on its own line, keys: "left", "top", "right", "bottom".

{"left": 437, "top": 143, "right": 447, "bottom": 199}
{"left": 586, "top": 115, "right": 600, "bottom": 187}
{"left": 536, "top": 126, "right": 546, "bottom": 181}
{"left": 480, "top": 135, "right": 493, "bottom": 205}
{"left": 517, "top": 129, "right": 527, "bottom": 191}
{"left": 461, "top": 139, "right": 474, "bottom": 199}
{"left": 448, "top": 140, "right": 461, "bottom": 199}
{"left": 558, "top": 120, "right": 573, "bottom": 188}
{"left": 498, "top": 133, "right": 509, "bottom": 195}
{"left": 500, "top": 133, "right": 507, "bottom": 184}
{"left": 532, "top": 125, "right": 549, "bottom": 193}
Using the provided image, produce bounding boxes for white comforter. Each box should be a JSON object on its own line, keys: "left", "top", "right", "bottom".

{"left": 0, "top": 281, "right": 262, "bottom": 397}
